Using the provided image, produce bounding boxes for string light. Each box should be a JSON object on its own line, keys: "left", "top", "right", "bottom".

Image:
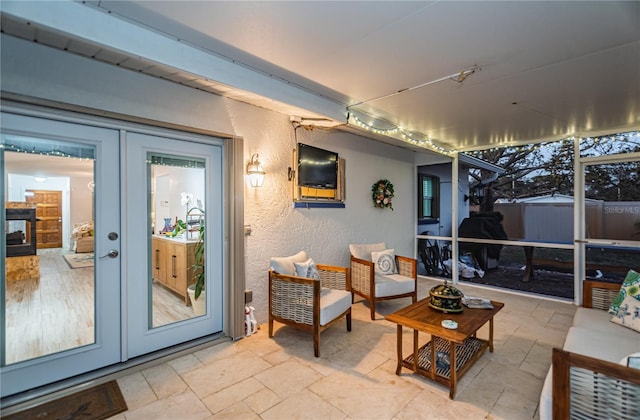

{"left": 1, "top": 143, "right": 95, "bottom": 161}
{"left": 348, "top": 113, "right": 454, "bottom": 155}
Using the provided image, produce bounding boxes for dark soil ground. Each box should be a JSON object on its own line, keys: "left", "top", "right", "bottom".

{"left": 418, "top": 245, "right": 635, "bottom": 300}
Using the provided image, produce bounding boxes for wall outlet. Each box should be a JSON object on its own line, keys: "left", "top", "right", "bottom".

{"left": 244, "top": 289, "right": 253, "bottom": 303}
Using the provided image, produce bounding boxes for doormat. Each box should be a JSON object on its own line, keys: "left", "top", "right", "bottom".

{"left": 63, "top": 253, "right": 94, "bottom": 269}
{"left": 3, "top": 380, "right": 127, "bottom": 420}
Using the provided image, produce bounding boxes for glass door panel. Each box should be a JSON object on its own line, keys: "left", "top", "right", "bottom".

{"left": 4, "top": 140, "right": 95, "bottom": 364}
{"left": 150, "top": 154, "right": 206, "bottom": 327}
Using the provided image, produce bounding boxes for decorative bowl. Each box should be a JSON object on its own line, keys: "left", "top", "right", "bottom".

{"left": 429, "top": 281, "right": 464, "bottom": 313}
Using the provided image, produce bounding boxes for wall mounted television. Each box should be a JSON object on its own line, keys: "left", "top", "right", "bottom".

{"left": 297, "top": 143, "right": 338, "bottom": 189}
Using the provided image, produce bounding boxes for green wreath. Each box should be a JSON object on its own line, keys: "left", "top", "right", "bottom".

{"left": 372, "top": 179, "right": 394, "bottom": 210}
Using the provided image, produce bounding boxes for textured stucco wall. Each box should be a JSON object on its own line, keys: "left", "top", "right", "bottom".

{"left": 227, "top": 101, "right": 417, "bottom": 324}
{"left": 2, "top": 33, "right": 429, "bottom": 329}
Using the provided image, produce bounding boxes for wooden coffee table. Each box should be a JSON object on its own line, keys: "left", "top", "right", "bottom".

{"left": 386, "top": 297, "right": 504, "bottom": 399}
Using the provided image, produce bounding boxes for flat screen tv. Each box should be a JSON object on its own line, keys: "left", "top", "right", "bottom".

{"left": 297, "top": 143, "right": 338, "bottom": 189}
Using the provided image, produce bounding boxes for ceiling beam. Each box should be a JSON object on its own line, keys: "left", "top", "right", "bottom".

{"left": 0, "top": 1, "right": 347, "bottom": 123}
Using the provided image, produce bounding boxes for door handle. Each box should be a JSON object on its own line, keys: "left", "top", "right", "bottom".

{"left": 100, "top": 249, "right": 119, "bottom": 259}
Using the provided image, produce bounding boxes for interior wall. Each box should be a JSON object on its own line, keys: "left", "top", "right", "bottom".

{"left": 1, "top": 32, "right": 443, "bottom": 327}
{"left": 6, "top": 174, "right": 73, "bottom": 249}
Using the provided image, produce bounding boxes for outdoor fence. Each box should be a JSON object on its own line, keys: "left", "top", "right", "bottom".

{"left": 493, "top": 201, "right": 640, "bottom": 243}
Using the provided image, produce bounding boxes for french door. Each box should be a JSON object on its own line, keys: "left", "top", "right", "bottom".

{"left": 1, "top": 112, "right": 121, "bottom": 397}
{"left": 1, "top": 109, "right": 226, "bottom": 398}
{"left": 124, "top": 131, "right": 223, "bottom": 358}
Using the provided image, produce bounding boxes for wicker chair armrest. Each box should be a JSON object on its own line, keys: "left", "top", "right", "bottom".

{"left": 395, "top": 255, "right": 417, "bottom": 279}
{"left": 317, "top": 264, "right": 350, "bottom": 291}
{"left": 269, "top": 271, "right": 320, "bottom": 326}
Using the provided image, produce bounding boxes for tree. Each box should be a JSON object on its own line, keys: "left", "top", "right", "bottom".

{"left": 467, "top": 133, "right": 640, "bottom": 211}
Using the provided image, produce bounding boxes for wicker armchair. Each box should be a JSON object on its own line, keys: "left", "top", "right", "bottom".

{"left": 268, "top": 262, "right": 352, "bottom": 357}
{"left": 349, "top": 243, "right": 417, "bottom": 320}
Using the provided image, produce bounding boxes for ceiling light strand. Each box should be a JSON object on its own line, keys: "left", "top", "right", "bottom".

{"left": 348, "top": 113, "right": 453, "bottom": 155}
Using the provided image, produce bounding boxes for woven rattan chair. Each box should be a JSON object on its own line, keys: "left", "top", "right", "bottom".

{"left": 268, "top": 264, "right": 352, "bottom": 357}
{"left": 349, "top": 243, "right": 417, "bottom": 320}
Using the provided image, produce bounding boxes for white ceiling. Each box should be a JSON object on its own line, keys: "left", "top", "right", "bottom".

{"left": 2, "top": 1, "right": 640, "bottom": 153}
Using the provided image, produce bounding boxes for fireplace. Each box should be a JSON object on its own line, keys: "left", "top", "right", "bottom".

{"left": 6, "top": 207, "right": 37, "bottom": 257}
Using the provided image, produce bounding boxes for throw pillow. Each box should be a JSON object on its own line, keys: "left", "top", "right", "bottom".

{"left": 269, "top": 251, "right": 308, "bottom": 276}
{"left": 608, "top": 269, "right": 640, "bottom": 315}
{"left": 372, "top": 249, "right": 397, "bottom": 275}
{"left": 610, "top": 294, "right": 640, "bottom": 333}
{"left": 294, "top": 258, "right": 320, "bottom": 280}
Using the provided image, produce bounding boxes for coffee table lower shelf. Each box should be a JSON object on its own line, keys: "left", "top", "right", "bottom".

{"left": 401, "top": 335, "right": 488, "bottom": 397}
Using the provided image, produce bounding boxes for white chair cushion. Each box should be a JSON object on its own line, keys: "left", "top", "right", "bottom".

{"left": 319, "top": 288, "right": 351, "bottom": 326}
{"left": 374, "top": 273, "right": 415, "bottom": 297}
{"left": 349, "top": 242, "right": 386, "bottom": 261}
{"left": 269, "top": 251, "right": 308, "bottom": 276}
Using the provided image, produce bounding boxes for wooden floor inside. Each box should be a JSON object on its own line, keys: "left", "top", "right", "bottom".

{"left": 4, "top": 248, "right": 194, "bottom": 365}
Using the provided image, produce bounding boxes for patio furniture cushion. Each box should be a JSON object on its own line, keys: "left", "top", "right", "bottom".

{"left": 608, "top": 269, "right": 640, "bottom": 314}
{"left": 294, "top": 258, "right": 320, "bottom": 280}
{"left": 269, "top": 251, "right": 308, "bottom": 276}
{"left": 375, "top": 273, "right": 415, "bottom": 297}
{"left": 563, "top": 326, "right": 639, "bottom": 362}
{"left": 371, "top": 248, "right": 397, "bottom": 275}
{"left": 349, "top": 242, "right": 386, "bottom": 261}
{"left": 573, "top": 307, "right": 640, "bottom": 340}
{"left": 320, "top": 288, "right": 352, "bottom": 326}
{"left": 610, "top": 295, "right": 640, "bottom": 332}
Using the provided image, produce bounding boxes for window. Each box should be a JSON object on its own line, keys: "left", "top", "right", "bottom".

{"left": 418, "top": 174, "right": 439, "bottom": 220}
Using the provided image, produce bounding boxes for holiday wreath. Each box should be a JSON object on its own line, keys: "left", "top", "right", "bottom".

{"left": 372, "top": 179, "right": 394, "bottom": 210}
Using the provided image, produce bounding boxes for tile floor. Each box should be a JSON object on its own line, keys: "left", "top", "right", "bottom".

{"left": 111, "top": 278, "right": 576, "bottom": 419}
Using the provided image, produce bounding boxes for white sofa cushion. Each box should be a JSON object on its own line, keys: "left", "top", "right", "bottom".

{"left": 320, "top": 288, "right": 351, "bottom": 326}
{"left": 375, "top": 273, "right": 415, "bottom": 297}
{"left": 563, "top": 326, "right": 639, "bottom": 362}
{"left": 539, "top": 370, "right": 553, "bottom": 420}
{"left": 349, "top": 242, "right": 386, "bottom": 261}
{"left": 269, "top": 251, "right": 308, "bottom": 276}
{"left": 573, "top": 307, "right": 640, "bottom": 341}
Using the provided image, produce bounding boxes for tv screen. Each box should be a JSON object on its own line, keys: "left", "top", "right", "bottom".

{"left": 297, "top": 143, "right": 338, "bottom": 189}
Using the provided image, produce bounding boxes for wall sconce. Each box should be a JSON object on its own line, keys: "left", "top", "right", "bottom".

{"left": 246, "top": 153, "right": 265, "bottom": 187}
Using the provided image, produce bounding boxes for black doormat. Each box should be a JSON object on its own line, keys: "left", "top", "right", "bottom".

{"left": 4, "top": 380, "right": 127, "bottom": 420}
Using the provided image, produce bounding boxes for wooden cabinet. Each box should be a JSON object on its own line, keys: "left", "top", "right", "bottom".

{"left": 152, "top": 235, "right": 196, "bottom": 305}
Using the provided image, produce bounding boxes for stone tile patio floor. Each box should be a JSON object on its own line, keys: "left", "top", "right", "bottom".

{"left": 111, "top": 278, "right": 576, "bottom": 419}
